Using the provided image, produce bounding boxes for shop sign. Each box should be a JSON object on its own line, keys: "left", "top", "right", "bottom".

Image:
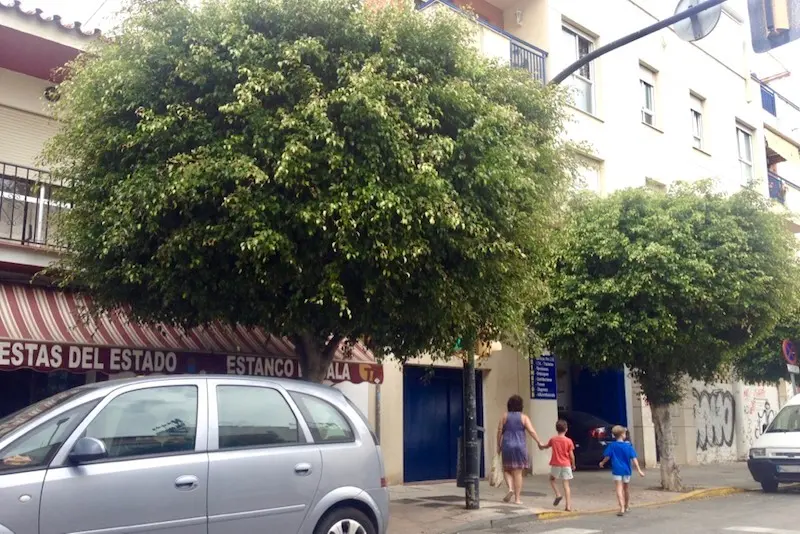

{"left": 0, "top": 340, "right": 382, "bottom": 384}
{"left": 530, "top": 354, "right": 557, "bottom": 400}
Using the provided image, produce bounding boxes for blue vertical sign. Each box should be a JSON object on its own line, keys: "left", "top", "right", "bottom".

{"left": 530, "top": 355, "right": 557, "bottom": 400}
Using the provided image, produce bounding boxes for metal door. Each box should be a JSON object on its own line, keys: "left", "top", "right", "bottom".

{"left": 38, "top": 379, "right": 209, "bottom": 534}
{"left": 403, "top": 366, "right": 484, "bottom": 482}
{"left": 206, "top": 380, "right": 322, "bottom": 534}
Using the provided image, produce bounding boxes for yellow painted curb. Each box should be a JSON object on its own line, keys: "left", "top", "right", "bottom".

{"left": 535, "top": 486, "right": 747, "bottom": 521}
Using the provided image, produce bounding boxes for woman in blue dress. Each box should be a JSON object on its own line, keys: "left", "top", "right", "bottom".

{"left": 496, "top": 394, "right": 543, "bottom": 504}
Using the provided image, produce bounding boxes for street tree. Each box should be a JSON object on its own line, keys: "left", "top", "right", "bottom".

{"left": 533, "top": 182, "right": 800, "bottom": 491}
{"left": 43, "top": 0, "right": 573, "bottom": 381}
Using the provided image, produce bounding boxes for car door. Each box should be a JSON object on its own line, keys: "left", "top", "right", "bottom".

{"left": 0, "top": 401, "right": 98, "bottom": 534}
{"left": 39, "top": 379, "right": 209, "bottom": 534}
{"left": 207, "top": 379, "right": 322, "bottom": 534}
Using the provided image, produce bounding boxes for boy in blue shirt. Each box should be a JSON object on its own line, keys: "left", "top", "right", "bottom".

{"left": 599, "top": 425, "right": 645, "bottom": 516}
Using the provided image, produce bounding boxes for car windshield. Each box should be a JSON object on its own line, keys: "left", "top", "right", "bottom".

{"left": 0, "top": 388, "right": 91, "bottom": 441}
{"left": 766, "top": 405, "right": 800, "bottom": 433}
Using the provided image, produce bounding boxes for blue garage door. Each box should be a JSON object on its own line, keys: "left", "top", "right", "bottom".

{"left": 571, "top": 367, "right": 627, "bottom": 427}
{"left": 403, "top": 365, "right": 484, "bottom": 483}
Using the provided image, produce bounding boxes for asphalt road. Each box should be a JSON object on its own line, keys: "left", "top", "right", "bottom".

{"left": 462, "top": 488, "right": 800, "bottom": 534}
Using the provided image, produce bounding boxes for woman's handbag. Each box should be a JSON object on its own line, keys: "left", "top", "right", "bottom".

{"left": 489, "top": 453, "right": 504, "bottom": 487}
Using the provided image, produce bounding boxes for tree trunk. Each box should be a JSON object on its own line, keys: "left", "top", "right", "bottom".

{"left": 650, "top": 403, "right": 683, "bottom": 492}
{"left": 292, "top": 332, "right": 343, "bottom": 383}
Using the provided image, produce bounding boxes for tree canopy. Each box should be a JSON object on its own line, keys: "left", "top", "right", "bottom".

{"left": 533, "top": 182, "right": 800, "bottom": 489}
{"left": 44, "top": 0, "right": 573, "bottom": 380}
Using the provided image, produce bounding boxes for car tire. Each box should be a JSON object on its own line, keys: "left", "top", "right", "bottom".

{"left": 314, "top": 506, "right": 377, "bottom": 534}
{"left": 761, "top": 480, "right": 779, "bottom": 493}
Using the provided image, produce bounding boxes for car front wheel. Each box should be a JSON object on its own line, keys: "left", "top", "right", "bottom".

{"left": 315, "top": 506, "right": 377, "bottom": 534}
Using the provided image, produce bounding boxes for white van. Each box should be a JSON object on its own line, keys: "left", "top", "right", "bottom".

{"left": 748, "top": 393, "right": 800, "bottom": 492}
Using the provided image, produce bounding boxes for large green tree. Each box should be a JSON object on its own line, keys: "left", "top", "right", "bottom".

{"left": 44, "top": 0, "right": 573, "bottom": 381}
{"left": 533, "top": 182, "right": 799, "bottom": 491}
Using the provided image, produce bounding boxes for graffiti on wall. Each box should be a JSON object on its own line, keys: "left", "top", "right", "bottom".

{"left": 692, "top": 388, "right": 735, "bottom": 451}
{"left": 743, "top": 385, "right": 777, "bottom": 446}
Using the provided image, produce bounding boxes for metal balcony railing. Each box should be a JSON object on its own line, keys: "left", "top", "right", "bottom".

{"left": 768, "top": 171, "right": 800, "bottom": 207}
{"left": 510, "top": 42, "right": 546, "bottom": 83}
{"left": 0, "top": 161, "right": 66, "bottom": 247}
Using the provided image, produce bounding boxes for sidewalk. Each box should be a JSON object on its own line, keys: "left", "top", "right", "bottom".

{"left": 388, "top": 462, "right": 759, "bottom": 534}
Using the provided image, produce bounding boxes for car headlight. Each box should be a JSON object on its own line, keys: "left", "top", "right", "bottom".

{"left": 750, "top": 448, "right": 767, "bottom": 458}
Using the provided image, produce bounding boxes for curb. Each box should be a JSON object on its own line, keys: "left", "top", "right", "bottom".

{"left": 535, "top": 486, "right": 746, "bottom": 521}
{"left": 439, "top": 486, "right": 747, "bottom": 533}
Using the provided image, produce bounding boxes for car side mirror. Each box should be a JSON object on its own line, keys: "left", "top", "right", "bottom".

{"left": 68, "top": 437, "right": 108, "bottom": 464}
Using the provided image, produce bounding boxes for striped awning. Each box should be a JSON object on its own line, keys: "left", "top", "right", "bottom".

{"left": 0, "top": 283, "right": 382, "bottom": 384}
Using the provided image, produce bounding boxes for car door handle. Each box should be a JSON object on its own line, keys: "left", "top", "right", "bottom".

{"left": 294, "top": 463, "right": 312, "bottom": 476}
{"left": 175, "top": 475, "right": 199, "bottom": 490}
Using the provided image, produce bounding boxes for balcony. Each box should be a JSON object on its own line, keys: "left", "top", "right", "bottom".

{"left": 0, "top": 161, "right": 66, "bottom": 248}
{"left": 418, "top": 0, "right": 547, "bottom": 83}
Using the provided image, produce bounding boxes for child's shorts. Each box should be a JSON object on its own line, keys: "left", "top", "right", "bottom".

{"left": 550, "top": 466, "right": 574, "bottom": 480}
{"left": 612, "top": 475, "right": 632, "bottom": 483}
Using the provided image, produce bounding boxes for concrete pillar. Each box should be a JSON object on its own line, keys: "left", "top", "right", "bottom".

{"left": 528, "top": 398, "right": 557, "bottom": 473}
{"left": 524, "top": 353, "right": 558, "bottom": 474}
{"left": 624, "top": 366, "right": 635, "bottom": 444}
{"left": 732, "top": 380, "right": 749, "bottom": 461}
{"left": 630, "top": 381, "right": 658, "bottom": 468}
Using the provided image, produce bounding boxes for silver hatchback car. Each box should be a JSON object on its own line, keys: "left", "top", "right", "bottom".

{"left": 0, "top": 375, "right": 389, "bottom": 534}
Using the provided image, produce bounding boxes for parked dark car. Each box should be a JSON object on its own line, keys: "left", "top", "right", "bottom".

{"left": 558, "top": 410, "right": 627, "bottom": 468}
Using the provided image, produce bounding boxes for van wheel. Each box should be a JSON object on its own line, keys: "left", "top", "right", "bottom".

{"left": 761, "top": 480, "right": 779, "bottom": 493}
{"left": 315, "top": 507, "right": 376, "bottom": 534}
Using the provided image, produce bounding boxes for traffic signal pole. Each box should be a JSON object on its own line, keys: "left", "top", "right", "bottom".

{"left": 550, "top": 0, "right": 728, "bottom": 85}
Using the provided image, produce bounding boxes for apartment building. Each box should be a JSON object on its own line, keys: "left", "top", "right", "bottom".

{"left": 0, "top": 2, "right": 382, "bottom": 422}
{"left": 1, "top": 0, "right": 793, "bottom": 484}
{"left": 384, "top": 0, "right": 794, "bottom": 484}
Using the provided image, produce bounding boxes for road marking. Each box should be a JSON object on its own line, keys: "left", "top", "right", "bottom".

{"left": 537, "top": 529, "right": 601, "bottom": 534}
{"left": 725, "top": 528, "right": 800, "bottom": 534}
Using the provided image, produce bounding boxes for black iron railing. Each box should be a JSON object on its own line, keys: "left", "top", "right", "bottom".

{"left": 0, "top": 161, "right": 66, "bottom": 247}
{"left": 510, "top": 42, "right": 546, "bottom": 83}
{"left": 768, "top": 171, "right": 800, "bottom": 205}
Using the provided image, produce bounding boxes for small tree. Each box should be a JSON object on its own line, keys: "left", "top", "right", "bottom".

{"left": 533, "top": 182, "right": 800, "bottom": 490}
{"left": 44, "top": 0, "right": 573, "bottom": 381}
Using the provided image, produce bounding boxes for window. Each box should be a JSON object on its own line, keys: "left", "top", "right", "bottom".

{"left": 640, "top": 65, "right": 656, "bottom": 126}
{"left": 0, "top": 166, "right": 66, "bottom": 246}
{"left": 0, "top": 402, "right": 97, "bottom": 472}
{"left": 736, "top": 126, "right": 754, "bottom": 183}
{"left": 766, "top": 405, "right": 800, "bottom": 433}
{"left": 83, "top": 386, "right": 198, "bottom": 460}
{"left": 690, "top": 94, "right": 705, "bottom": 150}
{"left": 290, "top": 392, "right": 355, "bottom": 443}
{"left": 217, "top": 386, "right": 300, "bottom": 449}
{"left": 562, "top": 25, "right": 595, "bottom": 114}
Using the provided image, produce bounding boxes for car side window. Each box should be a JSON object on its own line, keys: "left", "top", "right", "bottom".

{"left": 216, "top": 386, "right": 302, "bottom": 449}
{"left": 290, "top": 392, "right": 354, "bottom": 444}
{"left": 0, "top": 402, "right": 98, "bottom": 472}
{"left": 82, "top": 386, "right": 198, "bottom": 460}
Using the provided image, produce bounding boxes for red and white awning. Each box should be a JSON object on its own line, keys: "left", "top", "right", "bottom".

{"left": 0, "top": 283, "right": 382, "bottom": 384}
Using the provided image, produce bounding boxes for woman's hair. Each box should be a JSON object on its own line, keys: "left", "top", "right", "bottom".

{"left": 507, "top": 394, "right": 523, "bottom": 412}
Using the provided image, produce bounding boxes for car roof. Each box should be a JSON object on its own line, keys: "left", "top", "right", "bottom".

{"left": 80, "top": 375, "right": 344, "bottom": 400}
{"left": 786, "top": 393, "right": 800, "bottom": 407}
